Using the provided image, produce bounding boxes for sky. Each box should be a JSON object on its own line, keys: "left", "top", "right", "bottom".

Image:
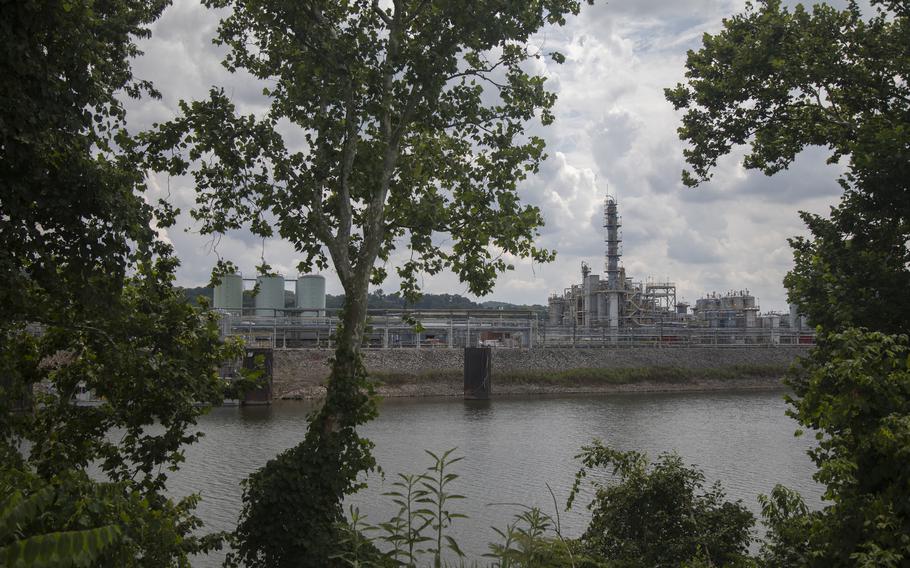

{"left": 128, "top": 0, "right": 849, "bottom": 312}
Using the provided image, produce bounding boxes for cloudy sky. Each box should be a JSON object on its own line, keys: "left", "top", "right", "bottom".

{"left": 129, "top": 0, "right": 849, "bottom": 312}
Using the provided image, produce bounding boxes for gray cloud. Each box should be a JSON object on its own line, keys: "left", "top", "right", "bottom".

{"left": 127, "top": 0, "right": 847, "bottom": 311}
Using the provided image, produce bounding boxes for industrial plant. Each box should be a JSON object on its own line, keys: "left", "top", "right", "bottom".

{"left": 546, "top": 195, "right": 809, "bottom": 341}
{"left": 211, "top": 195, "right": 811, "bottom": 349}
{"left": 547, "top": 196, "right": 680, "bottom": 329}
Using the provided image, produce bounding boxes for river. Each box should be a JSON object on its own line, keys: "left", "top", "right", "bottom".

{"left": 168, "top": 390, "right": 823, "bottom": 565}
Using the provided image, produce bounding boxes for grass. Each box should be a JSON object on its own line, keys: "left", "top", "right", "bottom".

{"left": 368, "top": 364, "right": 789, "bottom": 387}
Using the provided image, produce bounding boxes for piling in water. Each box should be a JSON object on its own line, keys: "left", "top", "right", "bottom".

{"left": 464, "top": 347, "right": 492, "bottom": 399}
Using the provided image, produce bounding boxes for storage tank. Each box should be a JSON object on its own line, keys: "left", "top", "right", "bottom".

{"left": 213, "top": 273, "right": 243, "bottom": 312}
{"left": 296, "top": 274, "right": 326, "bottom": 316}
{"left": 548, "top": 295, "right": 564, "bottom": 326}
{"left": 583, "top": 274, "right": 600, "bottom": 327}
{"left": 597, "top": 292, "right": 607, "bottom": 322}
{"left": 254, "top": 275, "right": 285, "bottom": 316}
{"left": 788, "top": 303, "right": 801, "bottom": 329}
{"left": 745, "top": 308, "right": 758, "bottom": 328}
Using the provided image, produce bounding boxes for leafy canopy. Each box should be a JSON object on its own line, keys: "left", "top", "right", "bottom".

{"left": 143, "top": 0, "right": 595, "bottom": 304}
{"left": 1, "top": 0, "right": 240, "bottom": 563}
{"left": 144, "top": 1, "right": 594, "bottom": 565}
{"left": 665, "top": 0, "right": 910, "bottom": 332}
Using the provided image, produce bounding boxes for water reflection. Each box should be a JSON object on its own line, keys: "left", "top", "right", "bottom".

{"left": 170, "top": 391, "right": 821, "bottom": 566}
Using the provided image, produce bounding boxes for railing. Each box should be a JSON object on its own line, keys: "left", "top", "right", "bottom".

{"left": 215, "top": 310, "right": 815, "bottom": 350}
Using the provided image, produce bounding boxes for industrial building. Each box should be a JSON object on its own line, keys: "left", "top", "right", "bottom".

{"left": 546, "top": 195, "right": 812, "bottom": 344}
{"left": 547, "top": 196, "right": 681, "bottom": 331}
{"left": 210, "top": 197, "right": 812, "bottom": 348}
{"left": 691, "top": 290, "right": 759, "bottom": 328}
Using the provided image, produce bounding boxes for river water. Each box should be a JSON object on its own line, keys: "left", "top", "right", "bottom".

{"left": 169, "top": 390, "right": 823, "bottom": 565}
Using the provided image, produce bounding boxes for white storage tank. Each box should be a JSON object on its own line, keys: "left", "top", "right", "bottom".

{"left": 255, "top": 275, "right": 285, "bottom": 316}
{"left": 296, "top": 274, "right": 326, "bottom": 316}
{"left": 213, "top": 273, "right": 243, "bottom": 312}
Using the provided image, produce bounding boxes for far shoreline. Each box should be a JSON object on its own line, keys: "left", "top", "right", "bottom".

{"left": 274, "top": 371, "right": 789, "bottom": 400}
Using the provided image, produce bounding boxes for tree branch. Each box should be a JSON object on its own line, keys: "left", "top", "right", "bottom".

{"left": 338, "top": 79, "right": 359, "bottom": 251}
{"left": 371, "top": 0, "right": 393, "bottom": 26}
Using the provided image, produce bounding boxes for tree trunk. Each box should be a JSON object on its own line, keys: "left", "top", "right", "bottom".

{"left": 319, "top": 270, "right": 374, "bottom": 434}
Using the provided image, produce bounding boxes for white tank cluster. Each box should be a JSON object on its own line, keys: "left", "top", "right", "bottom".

{"left": 212, "top": 271, "right": 326, "bottom": 316}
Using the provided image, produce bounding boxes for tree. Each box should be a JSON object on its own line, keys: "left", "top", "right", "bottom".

{"left": 143, "top": 0, "right": 591, "bottom": 564}
{"left": 787, "top": 330, "right": 910, "bottom": 565}
{"left": 666, "top": 0, "right": 910, "bottom": 564}
{"left": 664, "top": 0, "right": 910, "bottom": 333}
{"left": 568, "top": 441, "right": 755, "bottom": 567}
{"left": 0, "top": 0, "right": 239, "bottom": 564}
{"left": 757, "top": 485, "right": 815, "bottom": 568}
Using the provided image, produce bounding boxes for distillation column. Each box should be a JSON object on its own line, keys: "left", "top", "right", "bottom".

{"left": 604, "top": 196, "right": 622, "bottom": 334}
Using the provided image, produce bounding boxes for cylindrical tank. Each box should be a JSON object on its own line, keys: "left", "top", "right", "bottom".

{"left": 745, "top": 309, "right": 758, "bottom": 328}
{"left": 213, "top": 273, "right": 243, "bottom": 312}
{"left": 584, "top": 274, "right": 599, "bottom": 326}
{"left": 788, "top": 303, "right": 800, "bottom": 329}
{"left": 548, "top": 296, "right": 564, "bottom": 326}
{"left": 597, "top": 292, "right": 607, "bottom": 321}
{"left": 296, "top": 274, "right": 326, "bottom": 316}
{"left": 255, "top": 275, "right": 285, "bottom": 316}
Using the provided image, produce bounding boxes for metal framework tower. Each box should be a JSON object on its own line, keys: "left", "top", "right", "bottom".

{"left": 604, "top": 196, "right": 622, "bottom": 289}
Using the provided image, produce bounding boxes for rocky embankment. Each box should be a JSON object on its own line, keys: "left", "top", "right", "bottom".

{"left": 271, "top": 347, "right": 806, "bottom": 399}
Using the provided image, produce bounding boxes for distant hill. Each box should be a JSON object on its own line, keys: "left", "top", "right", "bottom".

{"left": 179, "top": 286, "right": 544, "bottom": 313}
{"left": 181, "top": 286, "right": 213, "bottom": 304}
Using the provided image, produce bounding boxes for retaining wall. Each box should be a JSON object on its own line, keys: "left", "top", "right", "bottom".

{"left": 271, "top": 347, "right": 808, "bottom": 399}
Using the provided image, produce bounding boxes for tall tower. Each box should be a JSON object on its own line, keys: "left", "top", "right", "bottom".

{"left": 604, "top": 196, "right": 622, "bottom": 289}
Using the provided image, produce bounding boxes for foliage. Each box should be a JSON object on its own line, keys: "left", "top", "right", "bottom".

{"left": 0, "top": 465, "right": 218, "bottom": 568}
{"left": 784, "top": 330, "right": 910, "bottom": 566}
{"left": 756, "top": 485, "right": 815, "bottom": 568}
{"left": 0, "top": 0, "right": 241, "bottom": 564}
{"left": 328, "top": 444, "right": 766, "bottom": 566}
{"left": 485, "top": 505, "right": 583, "bottom": 568}
{"left": 328, "top": 291, "right": 546, "bottom": 313}
{"left": 1, "top": 473, "right": 122, "bottom": 568}
{"left": 141, "top": 0, "right": 591, "bottom": 563}
{"left": 330, "top": 448, "right": 590, "bottom": 568}
{"left": 417, "top": 449, "right": 468, "bottom": 566}
{"left": 181, "top": 286, "right": 546, "bottom": 313}
{"left": 227, "top": 345, "right": 378, "bottom": 568}
{"left": 331, "top": 507, "right": 395, "bottom": 568}
{"left": 568, "top": 441, "right": 755, "bottom": 568}
{"left": 664, "top": 0, "right": 910, "bottom": 333}
{"left": 319, "top": 449, "right": 466, "bottom": 567}
{"left": 378, "top": 474, "right": 433, "bottom": 565}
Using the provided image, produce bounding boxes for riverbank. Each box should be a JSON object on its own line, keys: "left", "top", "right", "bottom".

{"left": 277, "top": 365, "right": 790, "bottom": 399}
{"left": 271, "top": 347, "right": 806, "bottom": 399}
